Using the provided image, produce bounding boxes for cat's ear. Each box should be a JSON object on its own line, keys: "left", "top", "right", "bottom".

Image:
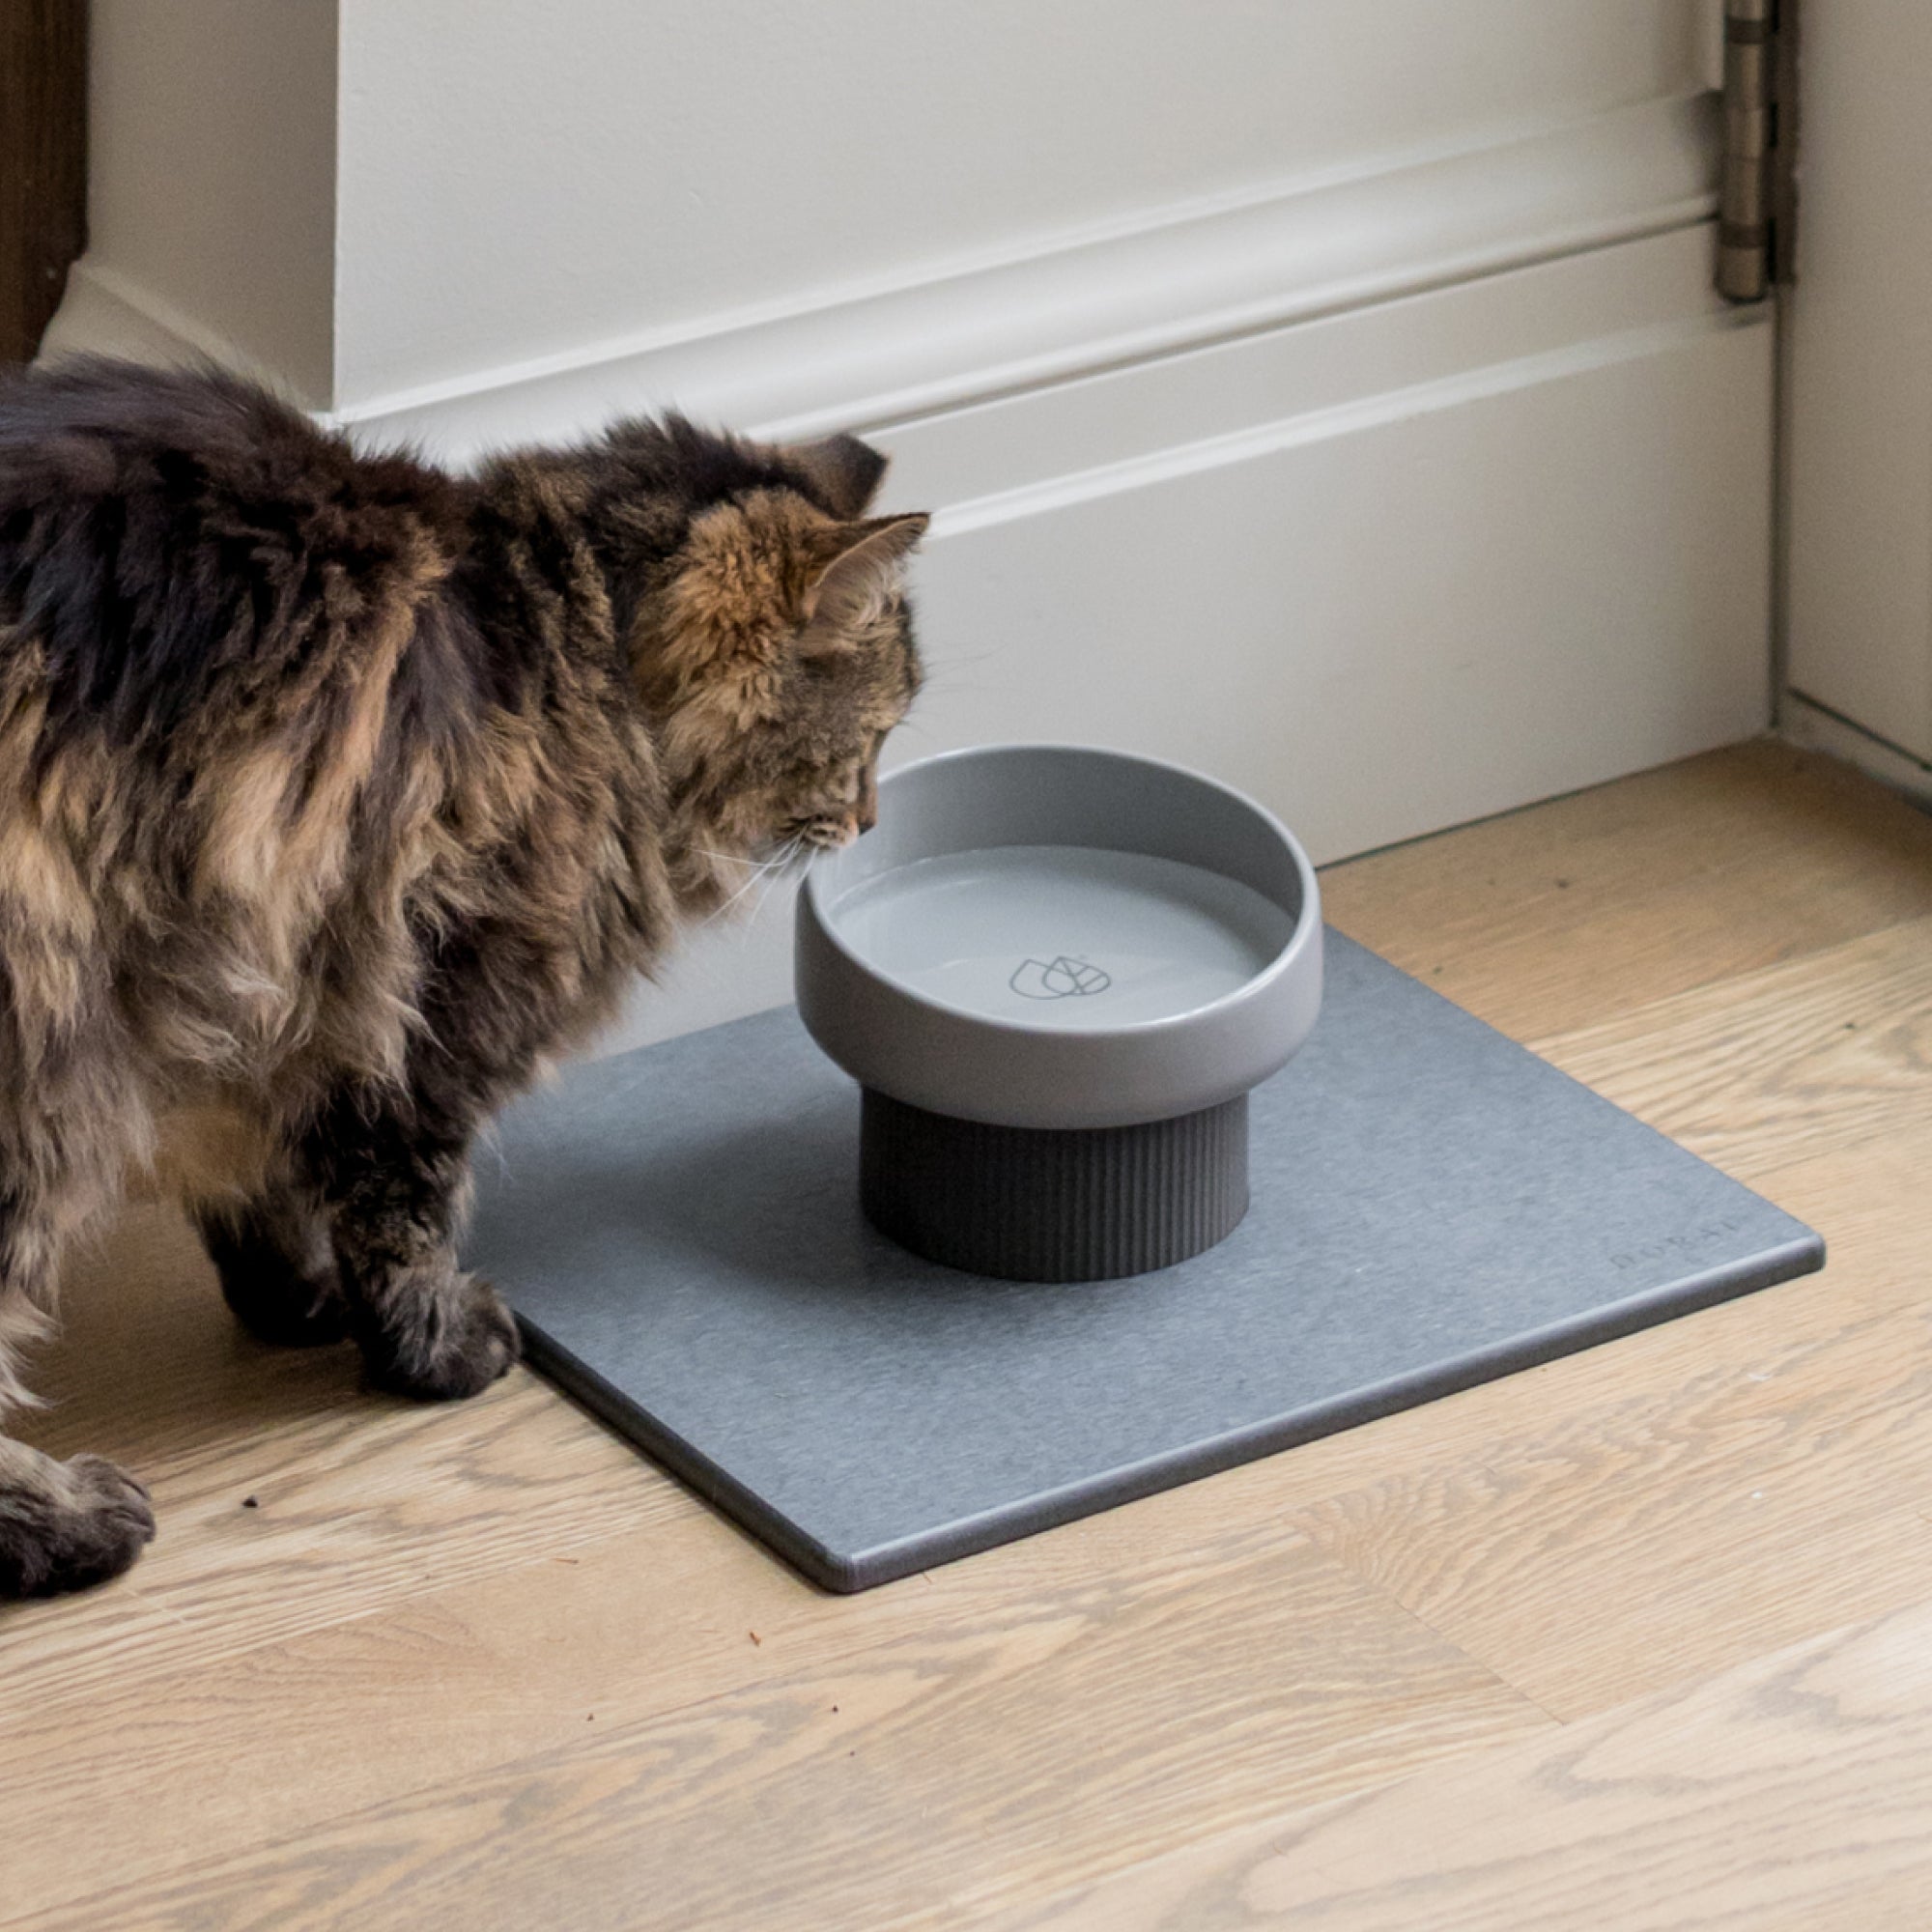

{"left": 787, "top": 435, "right": 890, "bottom": 519}
{"left": 800, "top": 513, "right": 930, "bottom": 638}
{"left": 652, "top": 498, "right": 925, "bottom": 694}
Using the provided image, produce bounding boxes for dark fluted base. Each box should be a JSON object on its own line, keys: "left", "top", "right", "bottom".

{"left": 860, "top": 1089, "right": 1249, "bottom": 1282}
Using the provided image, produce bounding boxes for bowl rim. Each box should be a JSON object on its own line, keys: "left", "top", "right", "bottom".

{"left": 800, "top": 741, "right": 1321, "bottom": 1045}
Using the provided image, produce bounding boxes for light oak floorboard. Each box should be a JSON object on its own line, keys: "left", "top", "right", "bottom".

{"left": 995, "top": 1595, "right": 1932, "bottom": 1931}
{"left": 1290, "top": 1286, "right": 1932, "bottom": 1719}
{"left": 8, "top": 1531, "right": 1548, "bottom": 1930}
{"left": 1322, "top": 739, "right": 1932, "bottom": 1038}
{"left": 1535, "top": 913, "right": 1932, "bottom": 1184}
{"left": 4, "top": 1206, "right": 703, "bottom": 1717}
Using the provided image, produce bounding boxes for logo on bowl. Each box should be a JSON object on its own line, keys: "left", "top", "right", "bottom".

{"left": 1010, "top": 956, "right": 1112, "bottom": 1001}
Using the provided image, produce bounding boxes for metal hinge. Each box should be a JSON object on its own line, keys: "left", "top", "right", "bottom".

{"left": 1717, "top": 0, "right": 1799, "bottom": 300}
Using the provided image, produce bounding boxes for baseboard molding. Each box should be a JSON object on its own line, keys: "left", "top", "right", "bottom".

{"left": 932, "top": 306, "right": 1757, "bottom": 539}
{"left": 341, "top": 95, "right": 1719, "bottom": 461}
{"left": 1782, "top": 693, "right": 1932, "bottom": 806}
{"left": 43, "top": 95, "right": 1719, "bottom": 465}
{"left": 37, "top": 259, "right": 307, "bottom": 401}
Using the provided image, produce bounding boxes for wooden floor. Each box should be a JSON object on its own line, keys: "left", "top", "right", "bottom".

{"left": 9, "top": 738, "right": 1932, "bottom": 1929}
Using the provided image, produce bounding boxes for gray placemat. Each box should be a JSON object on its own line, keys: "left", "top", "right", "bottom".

{"left": 466, "top": 932, "right": 1822, "bottom": 1591}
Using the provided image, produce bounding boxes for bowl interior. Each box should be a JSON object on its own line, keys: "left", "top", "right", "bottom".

{"left": 808, "top": 746, "right": 1313, "bottom": 1034}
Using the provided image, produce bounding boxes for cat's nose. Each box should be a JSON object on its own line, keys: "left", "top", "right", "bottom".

{"left": 854, "top": 800, "right": 877, "bottom": 835}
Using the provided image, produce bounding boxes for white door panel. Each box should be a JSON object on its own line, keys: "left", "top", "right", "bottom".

{"left": 1783, "top": 3, "right": 1932, "bottom": 766}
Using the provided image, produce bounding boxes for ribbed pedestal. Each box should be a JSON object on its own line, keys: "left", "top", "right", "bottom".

{"left": 860, "top": 1089, "right": 1250, "bottom": 1282}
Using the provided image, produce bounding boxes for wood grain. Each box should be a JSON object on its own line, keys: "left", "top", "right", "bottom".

{"left": 1292, "top": 1293, "right": 1932, "bottom": 1720}
{"left": 6, "top": 1530, "right": 1548, "bottom": 1930}
{"left": 1321, "top": 739, "right": 1932, "bottom": 1038}
{"left": 1535, "top": 913, "right": 1932, "bottom": 1183}
{"left": 995, "top": 1597, "right": 1932, "bottom": 1931}
{"left": 8, "top": 741, "right": 1932, "bottom": 1928}
{"left": 4, "top": 1205, "right": 703, "bottom": 1717}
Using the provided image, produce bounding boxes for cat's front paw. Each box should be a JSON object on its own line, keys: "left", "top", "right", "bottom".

{"left": 0, "top": 1451, "right": 156, "bottom": 1600}
{"left": 362, "top": 1275, "right": 521, "bottom": 1402}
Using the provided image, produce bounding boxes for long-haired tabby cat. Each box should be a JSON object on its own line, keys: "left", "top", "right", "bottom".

{"left": 0, "top": 357, "right": 928, "bottom": 1597}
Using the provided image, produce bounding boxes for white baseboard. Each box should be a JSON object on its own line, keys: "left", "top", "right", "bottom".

{"left": 44, "top": 95, "right": 1719, "bottom": 468}
{"left": 1781, "top": 693, "right": 1932, "bottom": 806}
{"left": 39, "top": 260, "right": 301, "bottom": 398}
{"left": 341, "top": 96, "right": 1719, "bottom": 462}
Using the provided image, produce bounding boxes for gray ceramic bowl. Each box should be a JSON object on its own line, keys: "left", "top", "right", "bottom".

{"left": 794, "top": 745, "right": 1322, "bottom": 1281}
{"left": 792, "top": 742, "right": 1321, "bottom": 1283}
{"left": 797, "top": 743, "right": 1322, "bottom": 1130}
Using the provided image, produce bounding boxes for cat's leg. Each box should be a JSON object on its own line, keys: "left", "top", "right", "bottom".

{"left": 0, "top": 1178, "right": 156, "bottom": 1599}
{"left": 193, "top": 1176, "right": 348, "bottom": 1349}
{"left": 300, "top": 1097, "right": 519, "bottom": 1402}
{"left": 0, "top": 1440, "right": 155, "bottom": 1599}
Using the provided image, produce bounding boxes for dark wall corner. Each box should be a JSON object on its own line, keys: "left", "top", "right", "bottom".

{"left": 1, "top": 0, "right": 87, "bottom": 363}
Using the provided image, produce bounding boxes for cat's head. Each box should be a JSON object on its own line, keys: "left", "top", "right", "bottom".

{"left": 629, "top": 427, "right": 929, "bottom": 869}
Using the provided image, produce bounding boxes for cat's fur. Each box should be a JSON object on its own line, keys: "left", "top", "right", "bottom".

{"left": 0, "top": 357, "right": 927, "bottom": 1597}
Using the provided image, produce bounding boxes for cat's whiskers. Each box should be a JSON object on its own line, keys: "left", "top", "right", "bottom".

{"left": 697, "top": 836, "right": 808, "bottom": 928}
{"left": 736, "top": 867, "right": 789, "bottom": 946}
{"left": 690, "top": 845, "right": 783, "bottom": 868}
{"left": 911, "top": 648, "right": 997, "bottom": 697}
{"left": 713, "top": 842, "right": 799, "bottom": 943}
{"left": 686, "top": 843, "right": 784, "bottom": 912}
{"left": 689, "top": 843, "right": 792, "bottom": 893}
{"left": 742, "top": 834, "right": 818, "bottom": 942}
{"left": 697, "top": 867, "right": 772, "bottom": 927}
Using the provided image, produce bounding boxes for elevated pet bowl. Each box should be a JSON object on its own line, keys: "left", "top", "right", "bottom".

{"left": 795, "top": 745, "right": 1323, "bottom": 1280}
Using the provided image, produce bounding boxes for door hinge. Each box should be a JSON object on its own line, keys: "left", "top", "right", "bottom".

{"left": 1717, "top": 0, "right": 1799, "bottom": 300}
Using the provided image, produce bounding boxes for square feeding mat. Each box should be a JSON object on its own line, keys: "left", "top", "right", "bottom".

{"left": 465, "top": 931, "right": 1822, "bottom": 1592}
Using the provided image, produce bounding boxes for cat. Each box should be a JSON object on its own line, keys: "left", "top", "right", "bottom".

{"left": 0, "top": 357, "right": 928, "bottom": 1598}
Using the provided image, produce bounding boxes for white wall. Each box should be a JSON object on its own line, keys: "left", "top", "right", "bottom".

{"left": 332, "top": 0, "right": 1712, "bottom": 412}
{"left": 77, "top": 0, "right": 337, "bottom": 404}
{"left": 52, "top": 0, "right": 1719, "bottom": 433}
